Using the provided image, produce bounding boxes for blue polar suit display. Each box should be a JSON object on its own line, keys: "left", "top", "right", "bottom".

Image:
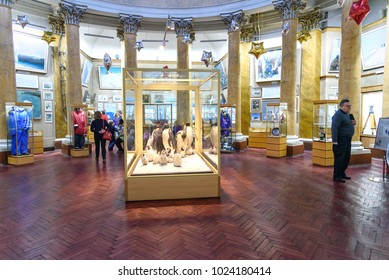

{"left": 8, "top": 107, "right": 30, "bottom": 156}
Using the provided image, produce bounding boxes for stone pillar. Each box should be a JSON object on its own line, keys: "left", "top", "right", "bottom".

{"left": 58, "top": 1, "right": 86, "bottom": 137}
{"left": 298, "top": 10, "right": 323, "bottom": 139}
{"left": 382, "top": 1, "right": 389, "bottom": 117}
{"left": 338, "top": 0, "right": 361, "bottom": 141}
{"left": 0, "top": 0, "right": 16, "bottom": 140}
{"left": 119, "top": 14, "right": 142, "bottom": 68}
{"left": 173, "top": 17, "right": 193, "bottom": 125}
{"left": 221, "top": 10, "right": 244, "bottom": 134}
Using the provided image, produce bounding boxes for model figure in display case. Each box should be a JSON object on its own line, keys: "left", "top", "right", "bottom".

{"left": 72, "top": 107, "right": 87, "bottom": 149}
{"left": 220, "top": 105, "right": 236, "bottom": 152}
{"left": 265, "top": 102, "right": 287, "bottom": 137}
{"left": 312, "top": 100, "right": 339, "bottom": 142}
{"left": 8, "top": 104, "right": 32, "bottom": 156}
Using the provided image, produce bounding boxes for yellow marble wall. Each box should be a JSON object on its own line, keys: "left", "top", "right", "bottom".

{"left": 280, "top": 18, "right": 298, "bottom": 136}
{"left": 339, "top": 0, "right": 361, "bottom": 140}
{"left": 299, "top": 29, "right": 322, "bottom": 138}
{"left": 240, "top": 42, "right": 250, "bottom": 135}
{"left": 0, "top": 5, "right": 17, "bottom": 139}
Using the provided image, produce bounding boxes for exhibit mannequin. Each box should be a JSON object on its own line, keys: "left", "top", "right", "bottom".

{"left": 8, "top": 106, "right": 30, "bottom": 156}
{"left": 220, "top": 108, "right": 232, "bottom": 136}
{"left": 72, "top": 107, "right": 87, "bottom": 149}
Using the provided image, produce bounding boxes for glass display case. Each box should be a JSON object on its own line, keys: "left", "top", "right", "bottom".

{"left": 220, "top": 105, "right": 236, "bottom": 152}
{"left": 312, "top": 100, "right": 339, "bottom": 142}
{"left": 265, "top": 102, "right": 287, "bottom": 137}
{"left": 70, "top": 104, "right": 90, "bottom": 157}
{"left": 123, "top": 68, "right": 220, "bottom": 201}
{"left": 5, "top": 102, "right": 34, "bottom": 165}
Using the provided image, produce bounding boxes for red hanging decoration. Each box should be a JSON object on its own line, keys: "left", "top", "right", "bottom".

{"left": 349, "top": 0, "right": 370, "bottom": 25}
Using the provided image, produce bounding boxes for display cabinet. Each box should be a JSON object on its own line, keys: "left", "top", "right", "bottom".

{"left": 70, "top": 104, "right": 90, "bottom": 157}
{"left": 265, "top": 102, "right": 287, "bottom": 157}
{"left": 6, "top": 102, "right": 34, "bottom": 165}
{"left": 30, "top": 130, "right": 44, "bottom": 154}
{"left": 220, "top": 105, "right": 236, "bottom": 152}
{"left": 123, "top": 68, "right": 220, "bottom": 201}
{"left": 312, "top": 100, "right": 339, "bottom": 166}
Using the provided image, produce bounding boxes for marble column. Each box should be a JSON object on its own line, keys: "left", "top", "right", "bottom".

{"left": 58, "top": 1, "right": 86, "bottom": 137}
{"left": 119, "top": 14, "right": 142, "bottom": 68}
{"left": 298, "top": 10, "right": 323, "bottom": 139}
{"left": 173, "top": 17, "right": 193, "bottom": 125}
{"left": 273, "top": 0, "right": 306, "bottom": 138}
{"left": 338, "top": 0, "right": 361, "bottom": 140}
{"left": 382, "top": 1, "right": 389, "bottom": 117}
{"left": 221, "top": 10, "right": 244, "bottom": 134}
{"left": 0, "top": 0, "right": 16, "bottom": 140}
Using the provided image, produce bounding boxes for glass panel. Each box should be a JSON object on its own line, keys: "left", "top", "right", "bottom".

{"left": 313, "top": 101, "right": 338, "bottom": 142}
{"left": 266, "top": 102, "right": 287, "bottom": 137}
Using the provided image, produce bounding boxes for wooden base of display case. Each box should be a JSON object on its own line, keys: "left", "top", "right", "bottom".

{"left": 29, "top": 132, "right": 44, "bottom": 154}
{"left": 287, "top": 144, "right": 304, "bottom": 157}
{"left": 312, "top": 141, "right": 333, "bottom": 166}
{"left": 350, "top": 152, "right": 372, "bottom": 165}
{"left": 125, "top": 174, "right": 220, "bottom": 201}
{"left": 266, "top": 136, "right": 286, "bottom": 158}
{"left": 0, "top": 151, "right": 8, "bottom": 165}
{"left": 70, "top": 148, "right": 90, "bottom": 157}
{"left": 8, "top": 154, "right": 34, "bottom": 165}
{"left": 61, "top": 143, "right": 71, "bottom": 156}
{"left": 249, "top": 131, "right": 267, "bottom": 149}
{"left": 370, "top": 148, "right": 384, "bottom": 159}
{"left": 233, "top": 139, "right": 247, "bottom": 151}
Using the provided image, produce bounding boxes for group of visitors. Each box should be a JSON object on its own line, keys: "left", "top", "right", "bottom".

{"left": 90, "top": 110, "right": 124, "bottom": 163}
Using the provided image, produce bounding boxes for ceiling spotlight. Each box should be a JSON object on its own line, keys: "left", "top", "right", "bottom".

{"left": 134, "top": 41, "right": 144, "bottom": 51}
{"left": 16, "top": 15, "right": 29, "bottom": 28}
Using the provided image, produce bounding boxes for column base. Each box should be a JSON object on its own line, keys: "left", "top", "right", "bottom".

{"left": 350, "top": 141, "right": 371, "bottom": 165}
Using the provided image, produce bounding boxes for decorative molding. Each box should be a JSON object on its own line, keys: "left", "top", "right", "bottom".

{"left": 361, "top": 85, "right": 383, "bottom": 93}
{"left": 172, "top": 17, "right": 194, "bottom": 37}
{"left": 48, "top": 15, "right": 65, "bottom": 35}
{"left": 220, "top": 10, "right": 244, "bottom": 33}
{"left": 58, "top": 1, "right": 87, "bottom": 25}
{"left": 298, "top": 9, "right": 323, "bottom": 31}
{"left": 116, "top": 27, "right": 124, "bottom": 41}
{"left": 119, "top": 14, "right": 142, "bottom": 34}
{"left": 272, "top": 0, "right": 306, "bottom": 20}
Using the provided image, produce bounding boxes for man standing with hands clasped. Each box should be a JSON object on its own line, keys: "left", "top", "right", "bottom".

{"left": 331, "top": 99, "right": 356, "bottom": 183}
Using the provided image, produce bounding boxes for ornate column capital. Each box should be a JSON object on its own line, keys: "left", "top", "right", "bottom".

{"left": 48, "top": 15, "right": 65, "bottom": 35}
{"left": 116, "top": 27, "right": 124, "bottom": 41}
{"left": 58, "top": 1, "right": 86, "bottom": 25}
{"left": 119, "top": 14, "right": 142, "bottom": 34}
{"left": 0, "top": 0, "right": 14, "bottom": 7}
{"left": 172, "top": 17, "right": 194, "bottom": 37}
{"left": 298, "top": 9, "right": 323, "bottom": 30}
{"left": 240, "top": 15, "right": 253, "bottom": 42}
{"left": 273, "top": 0, "right": 306, "bottom": 20}
{"left": 220, "top": 10, "right": 245, "bottom": 32}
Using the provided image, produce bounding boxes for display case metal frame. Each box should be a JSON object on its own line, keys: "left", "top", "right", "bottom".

{"left": 5, "top": 102, "right": 35, "bottom": 165}
{"left": 123, "top": 68, "right": 220, "bottom": 201}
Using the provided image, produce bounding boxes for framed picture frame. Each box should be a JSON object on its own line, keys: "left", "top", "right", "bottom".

{"left": 82, "top": 90, "right": 90, "bottom": 103}
{"left": 45, "top": 112, "right": 53, "bottom": 123}
{"left": 256, "top": 48, "right": 282, "bottom": 82}
{"left": 154, "top": 94, "right": 164, "bottom": 104}
{"left": 13, "top": 31, "right": 49, "bottom": 73}
{"left": 17, "top": 90, "right": 41, "bottom": 119}
{"left": 214, "top": 61, "right": 228, "bottom": 90}
{"left": 250, "top": 87, "right": 262, "bottom": 98}
{"left": 112, "top": 95, "right": 122, "bottom": 102}
{"left": 42, "top": 81, "right": 53, "bottom": 90}
{"left": 328, "top": 38, "right": 341, "bottom": 73}
{"left": 250, "top": 98, "right": 261, "bottom": 113}
{"left": 262, "top": 86, "right": 280, "bottom": 99}
{"left": 43, "top": 91, "right": 53, "bottom": 100}
{"left": 142, "top": 94, "right": 150, "bottom": 104}
{"left": 98, "top": 65, "right": 122, "bottom": 89}
{"left": 81, "top": 59, "right": 93, "bottom": 86}
{"left": 16, "top": 73, "right": 39, "bottom": 89}
{"left": 97, "top": 95, "right": 108, "bottom": 102}
{"left": 251, "top": 113, "right": 261, "bottom": 122}
{"left": 361, "top": 25, "right": 386, "bottom": 70}
{"left": 44, "top": 100, "right": 53, "bottom": 112}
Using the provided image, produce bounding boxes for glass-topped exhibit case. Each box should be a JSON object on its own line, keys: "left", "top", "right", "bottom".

{"left": 265, "top": 102, "right": 287, "bottom": 137}
{"left": 123, "top": 68, "right": 220, "bottom": 201}
{"left": 313, "top": 100, "right": 339, "bottom": 142}
{"left": 6, "top": 102, "right": 34, "bottom": 165}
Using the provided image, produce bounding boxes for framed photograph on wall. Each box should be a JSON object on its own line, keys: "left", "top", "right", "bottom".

{"left": 262, "top": 86, "right": 280, "bottom": 99}
{"left": 329, "top": 38, "right": 341, "bottom": 72}
{"left": 154, "top": 95, "right": 164, "bottom": 103}
{"left": 113, "top": 95, "right": 122, "bottom": 102}
{"left": 142, "top": 94, "right": 150, "bottom": 104}
{"left": 44, "top": 100, "right": 53, "bottom": 112}
{"left": 98, "top": 65, "right": 122, "bottom": 89}
{"left": 16, "top": 90, "right": 41, "bottom": 119}
{"left": 251, "top": 113, "right": 261, "bottom": 122}
{"left": 250, "top": 87, "right": 262, "bottom": 98}
{"left": 361, "top": 25, "right": 386, "bottom": 70}
{"left": 250, "top": 98, "right": 261, "bottom": 113}
{"left": 42, "top": 81, "right": 53, "bottom": 90}
{"left": 81, "top": 59, "right": 93, "bottom": 86}
{"left": 97, "top": 95, "right": 108, "bottom": 102}
{"left": 43, "top": 91, "right": 53, "bottom": 100}
{"left": 45, "top": 112, "right": 53, "bottom": 123}
{"left": 256, "top": 48, "right": 282, "bottom": 82}
{"left": 16, "top": 73, "right": 39, "bottom": 89}
{"left": 13, "top": 31, "right": 49, "bottom": 73}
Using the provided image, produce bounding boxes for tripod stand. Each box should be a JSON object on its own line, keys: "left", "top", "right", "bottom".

{"left": 362, "top": 105, "right": 376, "bottom": 135}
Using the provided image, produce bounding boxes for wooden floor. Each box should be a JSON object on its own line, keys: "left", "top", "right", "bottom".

{"left": 0, "top": 148, "right": 388, "bottom": 260}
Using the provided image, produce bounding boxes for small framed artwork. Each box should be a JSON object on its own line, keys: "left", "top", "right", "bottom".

{"left": 262, "top": 86, "right": 280, "bottom": 99}
{"left": 43, "top": 91, "right": 53, "bottom": 100}
{"left": 42, "top": 81, "right": 53, "bottom": 90}
{"left": 97, "top": 95, "right": 108, "bottom": 102}
{"left": 250, "top": 98, "right": 261, "bottom": 113}
{"left": 154, "top": 95, "right": 164, "bottom": 103}
{"left": 113, "top": 95, "right": 122, "bottom": 102}
{"left": 361, "top": 25, "right": 386, "bottom": 70}
{"left": 250, "top": 87, "right": 262, "bottom": 98}
{"left": 45, "top": 112, "right": 53, "bottom": 123}
{"left": 143, "top": 94, "right": 150, "bottom": 104}
{"left": 251, "top": 113, "right": 261, "bottom": 122}
{"left": 98, "top": 65, "right": 122, "bottom": 89}
{"left": 16, "top": 73, "right": 39, "bottom": 89}
{"left": 256, "top": 48, "right": 282, "bottom": 82}
{"left": 44, "top": 100, "right": 53, "bottom": 112}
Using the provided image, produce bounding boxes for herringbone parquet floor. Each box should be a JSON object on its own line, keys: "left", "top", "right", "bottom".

{"left": 0, "top": 148, "right": 388, "bottom": 260}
